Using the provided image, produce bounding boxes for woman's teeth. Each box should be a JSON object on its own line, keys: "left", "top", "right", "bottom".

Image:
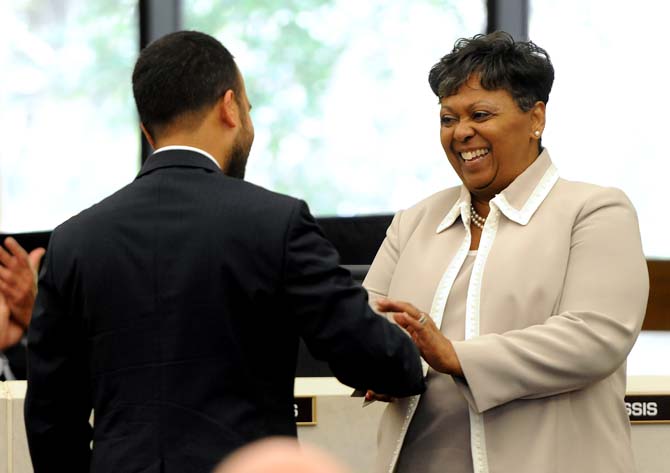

{"left": 460, "top": 148, "right": 489, "bottom": 161}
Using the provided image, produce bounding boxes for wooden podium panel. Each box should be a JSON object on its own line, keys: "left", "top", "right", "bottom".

{"left": 1, "top": 383, "right": 7, "bottom": 473}
{"left": 2, "top": 331, "right": 670, "bottom": 473}
{"left": 1, "top": 383, "right": 30, "bottom": 473}
{"left": 645, "top": 260, "right": 670, "bottom": 330}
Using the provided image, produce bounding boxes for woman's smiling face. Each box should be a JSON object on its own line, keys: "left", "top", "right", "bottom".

{"left": 440, "top": 74, "right": 545, "bottom": 202}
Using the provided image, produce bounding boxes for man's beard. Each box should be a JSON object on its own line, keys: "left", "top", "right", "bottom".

{"left": 226, "top": 128, "right": 252, "bottom": 179}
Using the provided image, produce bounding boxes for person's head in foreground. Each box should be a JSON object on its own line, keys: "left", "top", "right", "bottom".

{"left": 214, "top": 438, "right": 351, "bottom": 473}
{"left": 132, "top": 30, "right": 254, "bottom": 178}
{"left": 429, "top": 31, "right": 554, "bottom": 203}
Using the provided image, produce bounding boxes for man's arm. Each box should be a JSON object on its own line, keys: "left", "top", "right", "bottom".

{"left": 25, "top": 232, "right": 92, "bottom": 473}
{"left": 283, "top": 201, "right": 425, "bottom": 398}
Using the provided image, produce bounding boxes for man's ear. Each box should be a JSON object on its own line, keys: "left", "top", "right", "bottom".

{"left": 219, "top": 89, "right": 239, "bottom": 128}
{"left": 140, "top": 123, "right": 156, "bottom": 149}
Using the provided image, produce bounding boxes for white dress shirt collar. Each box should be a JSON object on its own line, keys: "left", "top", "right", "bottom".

{"left": 152, "top": 145, "right": 221, "bottom": 169}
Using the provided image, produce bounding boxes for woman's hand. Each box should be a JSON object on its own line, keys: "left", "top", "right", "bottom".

{"left": 376, "top": 298, "right": 463, "bottom": 376}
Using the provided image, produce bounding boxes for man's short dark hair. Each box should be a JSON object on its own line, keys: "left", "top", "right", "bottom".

{"left": 428, "top": 31, "right": 554, "bottom": 112}
{"left": 132, "top": 30, "right": 240, "bottom": 137}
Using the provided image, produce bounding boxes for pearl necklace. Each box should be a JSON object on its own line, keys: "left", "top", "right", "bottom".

{"left": 470, "top": 204, "right": 486, "bottom": 230}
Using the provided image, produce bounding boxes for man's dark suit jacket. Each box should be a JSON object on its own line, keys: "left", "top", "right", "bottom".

{"left": 25, "top": 149, "right": 425, "bottom": 473}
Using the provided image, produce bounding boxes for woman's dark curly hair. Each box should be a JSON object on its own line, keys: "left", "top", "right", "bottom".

{"left": 428, "top": 31, "right": 554, "bottom": 112}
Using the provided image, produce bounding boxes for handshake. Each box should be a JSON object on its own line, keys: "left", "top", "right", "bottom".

{"left": 354, "top": 297, "right": 464, "bottom": 405}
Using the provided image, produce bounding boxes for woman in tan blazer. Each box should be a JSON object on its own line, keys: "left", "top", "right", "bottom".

{"left": 364, "top": 32, "right": 649, "bottom": 473}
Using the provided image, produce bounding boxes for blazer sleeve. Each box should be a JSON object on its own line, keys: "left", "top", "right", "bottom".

{"left": 24, "top": 229, "right": 92, "bottom": 473}
{"left": 452, "top": 187, "right": 649, "bottom": 413}
{"left": 282, "top": 201, "right": 424, "bottom": 398}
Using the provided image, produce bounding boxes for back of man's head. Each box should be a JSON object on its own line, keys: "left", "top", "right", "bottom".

{"left": 132, "top": 30, "right": 240, "bottom": 139}
{"left": 214, "top": 438, "right": 351, "bottom": 473}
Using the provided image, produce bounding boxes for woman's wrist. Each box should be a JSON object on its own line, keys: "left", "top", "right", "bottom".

{"left": 441, "top": 339, "right": 463, "bottom": 376}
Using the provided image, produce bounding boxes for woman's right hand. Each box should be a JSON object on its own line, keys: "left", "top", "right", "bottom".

{"left": 377, "top": 298, "right": 463, "bottom": 376}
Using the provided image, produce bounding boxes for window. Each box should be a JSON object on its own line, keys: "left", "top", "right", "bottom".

{"left": 184, "top": 0, "right": 486, "bottom": 216}
{"left": 0, "top": 0, "right": 139, "bottom": 232}
{"left": 529, "top": 0, "right": 669, "bottom": 257}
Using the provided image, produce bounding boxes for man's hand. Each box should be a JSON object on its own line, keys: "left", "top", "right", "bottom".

{"left": 376, "top": 298, "right": 463, "bottom": 376}
{"left": 0, "top": 237, "right": 45, "bottom": 329}
{"left": 364, "top": 390, "right": 396, "bottom": 403}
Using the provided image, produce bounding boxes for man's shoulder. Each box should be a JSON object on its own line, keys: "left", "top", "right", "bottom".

{"left": 220, "top": 176, "right": 302, "bottom": 208}
{"left": 54, "top": 175, "right": 305, "bottom": 241}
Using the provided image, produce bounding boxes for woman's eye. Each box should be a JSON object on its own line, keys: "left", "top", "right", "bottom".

{"left": 440, "top": 115, "right": 457, "bottom": 126}
{"left": 472, "top": 111, "right": 491, "bottom": 121}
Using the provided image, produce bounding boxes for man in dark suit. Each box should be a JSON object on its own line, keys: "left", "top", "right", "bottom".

{"left": 25, "top": 31, "right": 425, "bottom": 473}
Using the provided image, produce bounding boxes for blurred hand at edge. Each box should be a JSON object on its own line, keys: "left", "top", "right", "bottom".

{"left": 0, "top": 237, "right": 45, "bottom": 330}
{"left": 0, "top": 292, "right": 24, "bottom": 350}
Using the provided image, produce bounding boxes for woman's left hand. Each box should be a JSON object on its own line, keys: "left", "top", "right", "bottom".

{"left": 376, "top": 298, "right": 463, "bottom": 376}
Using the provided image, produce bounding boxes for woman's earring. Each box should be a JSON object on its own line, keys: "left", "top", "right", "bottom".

{"left": 534, "top": 130, "right": 541, "bottom": 137}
